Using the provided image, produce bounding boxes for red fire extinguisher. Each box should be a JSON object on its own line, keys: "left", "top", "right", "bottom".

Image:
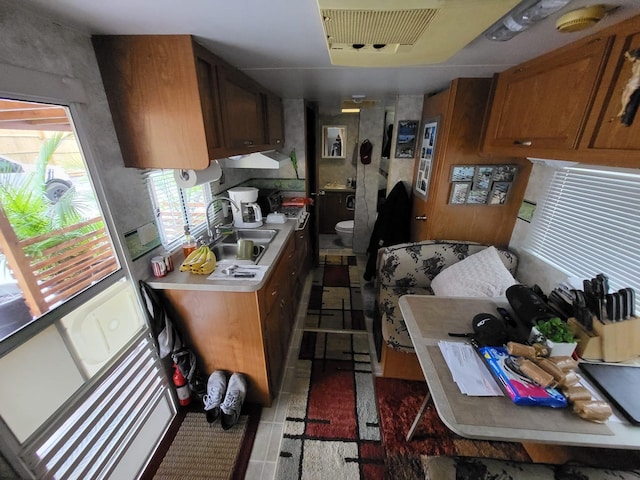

{"left": 172, "top": 362, "right": 191, "bottom": 406}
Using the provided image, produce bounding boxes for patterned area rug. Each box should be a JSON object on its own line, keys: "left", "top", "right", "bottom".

{"left": 276, "top": 255, "right": 385, "bottom": 480}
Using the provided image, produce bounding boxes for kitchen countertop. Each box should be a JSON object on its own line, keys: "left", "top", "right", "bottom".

{"left": 146, "top": 220, "right": 296, "bottom": 292}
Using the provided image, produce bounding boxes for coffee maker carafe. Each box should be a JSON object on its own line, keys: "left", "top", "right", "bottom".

{"left": 227, "top": 187, "right": 263, "bottom": 228}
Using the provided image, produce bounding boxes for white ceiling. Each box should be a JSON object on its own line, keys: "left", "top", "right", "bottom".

{"left": 20, "top": 0, "right": 640, "bottom": 110}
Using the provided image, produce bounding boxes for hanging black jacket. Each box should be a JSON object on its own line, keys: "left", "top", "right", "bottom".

{"left": 364, "top": 181, "right": 411, "bottom": 280}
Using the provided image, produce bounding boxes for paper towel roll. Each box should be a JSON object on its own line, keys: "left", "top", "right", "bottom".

{"left": 174, "top": 160, "right": 222, "bottom": 188}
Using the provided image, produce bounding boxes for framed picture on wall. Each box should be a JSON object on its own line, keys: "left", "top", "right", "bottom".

{"left": 489, "top": 182, "right": 511, "bottom": 205}
{"left": 415, "top": 119, "right": 438, "bottom": 197}
{"left": 466, "top": 189, "right": 489, "bottom": 205}
{"left": 493, "top": 165, "right": 517, "bottom": 182}
{"left": 473, "top": 166, "right": 494, "bottom": 190}
{"left": 451, "top": 165, "right": 476, "bottom": 182}
{"left": 395, "top": 120, "right": 419, "bottom": 158}
{"left": 449, "top": 182, "right": 471, "bottom": 204}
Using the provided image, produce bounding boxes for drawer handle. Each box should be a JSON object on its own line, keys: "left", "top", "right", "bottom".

{"left": 415, "top": 215, "right": 427, "bottom": 221}
{"left": 243, "top": 140, "right": 254, "bottom": 146}
{"left": 513, "top": 140, "right": 532, "bottom": 146}
{"left": 271, "top": 289, "right": 278, "bottom": 297}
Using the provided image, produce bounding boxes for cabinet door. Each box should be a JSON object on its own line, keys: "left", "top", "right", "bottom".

{"left": 266, "top": 94, "right": 285, "bottom": 147}
{"left": 93, "top": 35, "right": 211, "bottom": 170}
{"left": 218, "top": 66, "right": 266, "bottom": 149}
{"left": 193, "top": 45, "right": 224, "bottom": 157}
{"left": 483, "top": 35, "right": 612, "bottom": 153}
{"left": 585, "top": 23, "right": 640, "bottom": 152}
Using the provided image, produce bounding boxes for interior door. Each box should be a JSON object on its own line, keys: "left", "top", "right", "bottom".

{"left": 305, "top": 103, "right": 319, "bottom": 263}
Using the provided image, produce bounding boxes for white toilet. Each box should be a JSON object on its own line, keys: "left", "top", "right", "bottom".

{"left": 335, "top": 220, "right": 354, "bottom": 247}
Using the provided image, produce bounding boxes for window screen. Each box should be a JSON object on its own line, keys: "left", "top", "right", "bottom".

{"left": 526, "top": 165, "right": 640, "bottom": 311}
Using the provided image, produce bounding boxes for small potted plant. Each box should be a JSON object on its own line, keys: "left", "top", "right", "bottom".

{"left": 529, "top": 317, "right": 577, "bottom": 357}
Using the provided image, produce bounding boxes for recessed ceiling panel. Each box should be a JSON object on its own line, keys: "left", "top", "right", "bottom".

{"left": 317, "top": 0, "right": 522, "bottom": 66}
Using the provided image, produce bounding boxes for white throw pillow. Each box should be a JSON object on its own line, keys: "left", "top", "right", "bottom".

{"left": 430, "top": 246, "right": 516, "bottom": 297}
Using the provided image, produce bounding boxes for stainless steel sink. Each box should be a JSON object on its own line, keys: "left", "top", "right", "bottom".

{"left": 218, "top": 228, "right": 277, "bottom": 245}
{"left": 209, "top": 243, "right": 266, "bottom": 265}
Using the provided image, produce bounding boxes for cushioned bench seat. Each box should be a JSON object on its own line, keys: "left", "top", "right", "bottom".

{"left": 374, "top": 240, "right": 518, "bottom": 379}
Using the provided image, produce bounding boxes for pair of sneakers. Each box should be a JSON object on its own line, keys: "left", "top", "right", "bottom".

{"left": 203, "top": 371, "right": 247, "bottom": 430}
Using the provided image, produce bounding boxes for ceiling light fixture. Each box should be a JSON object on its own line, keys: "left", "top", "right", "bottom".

{"left": 341, "top": 108, "right": 361, "bottom": 113}
{"left": 485, "top": 0, "right": 573, "bottom": 41}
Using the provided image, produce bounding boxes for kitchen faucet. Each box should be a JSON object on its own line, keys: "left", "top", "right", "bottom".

{"left": 205, "top": 196, "right": 239, "bottom": 242}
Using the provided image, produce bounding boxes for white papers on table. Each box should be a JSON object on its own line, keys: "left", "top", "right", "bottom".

{"left": 438, "top": 341, "right": 503, "bottom": 396}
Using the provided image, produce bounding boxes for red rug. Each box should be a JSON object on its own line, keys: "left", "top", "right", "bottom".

{"left": 375, "top": 377, "right": 531, "bottom": 461}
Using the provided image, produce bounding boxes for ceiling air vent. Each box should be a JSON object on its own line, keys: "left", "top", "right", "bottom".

{"left": 318, "top": 0, "right": 521, "bottom": 66}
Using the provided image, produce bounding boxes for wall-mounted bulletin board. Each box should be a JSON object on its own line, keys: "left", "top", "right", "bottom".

{"left": 415, "top": 119, "right": 438, "bottom": 198}
{"left": 448, "top": 164, "right": 517, "bottom": 205}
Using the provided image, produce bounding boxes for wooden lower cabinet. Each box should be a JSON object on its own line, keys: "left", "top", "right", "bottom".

{"left": 162, "top": 233, "right": 299, "bottom": 407}
{"left": 318, "top": 192, "right": 355, "bottom": 234}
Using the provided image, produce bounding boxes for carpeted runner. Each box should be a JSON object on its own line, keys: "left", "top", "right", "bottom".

{"left": 277, "top": 330, "right": 385, "bottom": 479}
{"left": 304, "top": 255, "right": 365, "bottom": 331}
{"left": 277, "top": 255, "right": 385, "bottom": 480}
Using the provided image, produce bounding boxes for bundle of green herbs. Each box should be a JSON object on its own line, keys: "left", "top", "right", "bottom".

{"left": 536, "top": 317, "right": 576, "bottom": 343}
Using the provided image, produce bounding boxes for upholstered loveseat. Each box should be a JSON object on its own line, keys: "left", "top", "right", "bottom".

{"left": 374, "top": 240, "right": 518, "bottom": 378}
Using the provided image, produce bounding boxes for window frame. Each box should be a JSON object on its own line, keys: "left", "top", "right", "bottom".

{"left": 0, "top": 77, "right": 165, "bottom": 478}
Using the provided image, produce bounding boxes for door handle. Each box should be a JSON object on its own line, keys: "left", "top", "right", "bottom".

{"left": 310, "top": 191, "right": 326, "bottom": 196}
{"left": 415, "top": 215, "right": 427, "bottom": 221}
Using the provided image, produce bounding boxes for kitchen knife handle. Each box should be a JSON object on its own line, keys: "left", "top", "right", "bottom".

{"left": 627, "top": 288, "right": 636, "bottom": 318}
{"left": 605, "top": 293, "right": 615, "bottom": 322}
{"left": 618, "top": 289, "right": 629, "bottom": 319}
{"left": 596, "top": 273, "right": 609, "bottom": 295}
{"left": 615, "top": 292, "right": 624, "bottom": 321}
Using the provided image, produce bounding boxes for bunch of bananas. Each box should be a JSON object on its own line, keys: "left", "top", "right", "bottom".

{"left": 179, "top": 245, "right": 216, "bottom": 275}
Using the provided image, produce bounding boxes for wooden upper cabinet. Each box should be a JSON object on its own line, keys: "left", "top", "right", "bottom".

{"left": 217, "top": 66, "right": 266, "bottom": 150}
{"left": 482, "top": 34, "right": 613, "bottom": 155}
{"left": 265, "top": 94, "right": 285, "bottom": 147}
{"left": 481, "top": 13, "right": 640, "bottom": 167}
{"left": 93, "top": 35, "right": 215, "bottom": 170}
{"left": 581, "top": 15, "right": 640, "bottom": 157}
{"left": 93, "top": 35, "right": 285, "bottom": 169}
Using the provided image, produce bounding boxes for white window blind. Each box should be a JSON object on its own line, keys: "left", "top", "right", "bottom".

{"left": 145, "top": 170, "right": 221, "bottom": 251}
{"left": 526, "top": 165, "right": 640, "bottom": 310}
